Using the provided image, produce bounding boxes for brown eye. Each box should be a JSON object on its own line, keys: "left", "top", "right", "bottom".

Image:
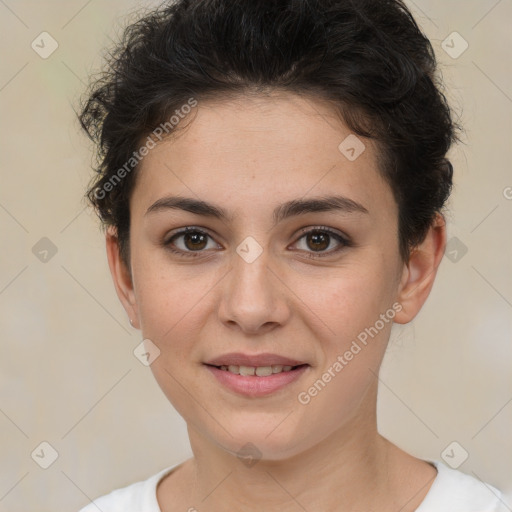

{"left": 163, "top": 225, "right": 350, "bottom": 259}
{"left": 293, "top": 227, "right": 350, "bottom": 258}
{"left": 164, "top": 227, "right": 220, "bottom": 257}
{"left": 182, "top": 231, "right": 208, "bottom": 250}
{"left": 305, "top": 231, "right": 330, "bottom": 251}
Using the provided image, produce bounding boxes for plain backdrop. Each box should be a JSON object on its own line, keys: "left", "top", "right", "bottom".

{"left": 0, "top": 1, "right": 511, "bottom": 510}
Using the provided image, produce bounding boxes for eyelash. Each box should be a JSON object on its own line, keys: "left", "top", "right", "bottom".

{"left": 163, "top": 226, "right": 352, "bottom": 259}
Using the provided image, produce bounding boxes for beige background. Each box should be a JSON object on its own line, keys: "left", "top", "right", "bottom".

{"left": 1, "top": 1, "right": 511, "bottom": 510}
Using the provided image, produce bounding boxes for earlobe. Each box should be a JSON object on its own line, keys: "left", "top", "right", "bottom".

{"left": 105, "top": 227, "right": 140, "bottom": 329}
{"left": 394, "top": 213, "right": 447, "bottom": 325}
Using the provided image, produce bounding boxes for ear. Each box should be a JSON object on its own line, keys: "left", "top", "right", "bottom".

{"left": 105, "top": 226, "right": 140, "bottom": 329}
{"left": 394, "top": 213, "right": 447, "bottom": 324}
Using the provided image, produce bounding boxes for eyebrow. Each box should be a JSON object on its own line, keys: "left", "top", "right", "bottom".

{"left": 145, "top": 194, "right": 369, "bottom": 227}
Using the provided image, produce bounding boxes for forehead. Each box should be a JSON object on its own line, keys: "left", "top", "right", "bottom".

{"left": 131, "top": 91, "right": 396, "bottom": 224}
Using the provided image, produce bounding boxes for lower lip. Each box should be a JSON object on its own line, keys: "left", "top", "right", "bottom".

{"left": 205, "top": 365, "right": 309, "bottom": 397}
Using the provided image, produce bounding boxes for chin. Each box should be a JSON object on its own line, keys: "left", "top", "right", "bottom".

{"left": 205, "top": 415, "right": 315, "bottom": 462}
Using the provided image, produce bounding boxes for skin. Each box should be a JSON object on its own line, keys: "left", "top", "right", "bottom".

{"left": 106, "top": 91, "right": 446, "bottom": 511}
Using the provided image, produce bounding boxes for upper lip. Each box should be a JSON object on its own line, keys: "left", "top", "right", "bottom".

{"left": 204, "top": 352, "right": 307, "bottom": 367}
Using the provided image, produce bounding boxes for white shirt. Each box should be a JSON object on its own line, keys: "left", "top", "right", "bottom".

{"left": 77, "top": 459, "right": 507, "bottom": 511}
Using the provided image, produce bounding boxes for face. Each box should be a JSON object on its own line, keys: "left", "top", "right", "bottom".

{"left": 108, "top": 91, "right": 434, "bottom": 461}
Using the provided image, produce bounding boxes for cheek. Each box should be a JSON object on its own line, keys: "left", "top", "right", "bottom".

{"left": 287, "top": 255, "right": 397, "bottom": 414}
{"left": 131, "top": 241, "right": 214, "bottom": 331}
{"left": 291, "top": 270, "right": 396, "bottom": 443}
{"left": 290, "top": 256, "right": 395, "bottom": 341}
{"left": 296, "top": 273, "right": 393, "bottom": 399}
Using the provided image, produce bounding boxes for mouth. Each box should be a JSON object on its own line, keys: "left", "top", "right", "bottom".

{"left": 206, "top": 363, "right": 308, "bottom": 376}
{"left": 203, "top": 353, "right": 310, "bottom": 397}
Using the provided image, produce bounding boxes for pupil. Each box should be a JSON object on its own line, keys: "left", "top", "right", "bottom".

{"left": 308, "top": 232, "right": 328, "bottom": 251}
{"left": 185, "top": 232, "right": 206, "bottom": 250}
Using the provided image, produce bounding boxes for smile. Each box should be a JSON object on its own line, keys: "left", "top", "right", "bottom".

{"left": 214, "top": 364, "right": 300, "bottom": 376}
{"left": 204, "top": 363, "right": 309, "bottom": 397}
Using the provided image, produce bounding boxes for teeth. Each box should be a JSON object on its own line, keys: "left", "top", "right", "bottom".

{"left": 218, "top": 364, "right": 298, "bottom": 376}
{"left": 255, "top": 366, "right": 273, "bottom": 376}
{"left": 239, "top": 365, "right": 255, "bottom": 376}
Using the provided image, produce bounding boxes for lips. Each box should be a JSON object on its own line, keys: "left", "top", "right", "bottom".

{"left": 203, "top": 352, "right": 310, "bottom": 397}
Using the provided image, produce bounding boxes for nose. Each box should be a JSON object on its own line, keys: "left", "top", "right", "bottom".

{"left": 217, "top": 245, "right": 291, "bottom": 335}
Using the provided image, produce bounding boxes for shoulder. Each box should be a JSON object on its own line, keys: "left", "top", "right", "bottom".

{"left": 416, "top": 460, "right": 506, "bottom": 512}
{"left": 76, "top": 465, "right": 178, "bottom": 512}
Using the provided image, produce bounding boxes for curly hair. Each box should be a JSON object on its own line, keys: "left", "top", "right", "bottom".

{"left": 78, "top": 0, "right": 458, "bottom": 269}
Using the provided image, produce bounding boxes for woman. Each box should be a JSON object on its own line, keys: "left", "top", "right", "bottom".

{"left": 77, "top": 0, "right": 505, "bottom": 510}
